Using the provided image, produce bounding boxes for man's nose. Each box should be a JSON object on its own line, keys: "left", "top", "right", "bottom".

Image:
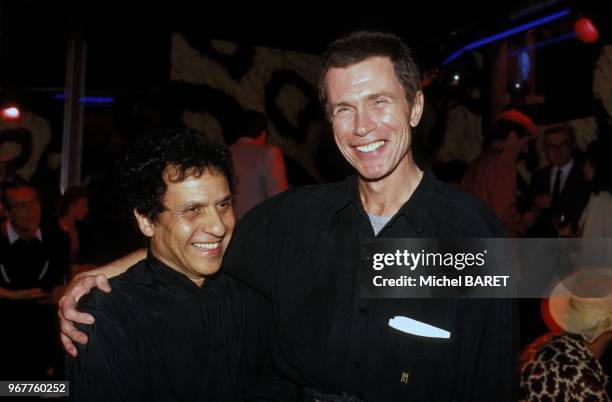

{"left": 353, "top": 109, "right": 376, "bottom": 137}
{"left": 199, "top": 210, "right": 226, "bottom": 238}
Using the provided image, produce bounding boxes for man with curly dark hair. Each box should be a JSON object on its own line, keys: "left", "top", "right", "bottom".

{"left": 66, "top": 128, "right": 276, "bottom": 402}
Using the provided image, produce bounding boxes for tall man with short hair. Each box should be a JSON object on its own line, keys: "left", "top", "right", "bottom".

{"left": 60, "top": 31, "right": 516, "bottom": 401}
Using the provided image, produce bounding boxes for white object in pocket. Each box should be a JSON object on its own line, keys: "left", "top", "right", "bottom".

{"left": 388, "top": 316, "right": 451, "bottom": 339}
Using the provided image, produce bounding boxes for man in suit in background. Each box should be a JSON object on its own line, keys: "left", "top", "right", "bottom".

{"left": 529, "top": 125, "right": 590, "bottom": 237}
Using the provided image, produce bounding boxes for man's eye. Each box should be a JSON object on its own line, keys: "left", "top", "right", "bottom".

{"left": 218, "top": 200, "right": 233, "bottom": 210}
{"left": 187, "top": 206, "right": 201, "bottom": 214}
{"left": 374, "top": 99, "right": 388, "bottom": 105}
{"left": 334, "top": 107, "right": 351, "bottom": 115}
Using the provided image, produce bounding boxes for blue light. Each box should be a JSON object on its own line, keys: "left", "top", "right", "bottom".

{"left": 518, "top": 51, "right": 531, "bottom": 82}
{"left": 442, "top": 8, "right": 572, "bottom": 65}
{"left": 53, "top": 93, "right": 115, "bottom": 104}
{"left": 509, "top": 32, "right": 577, "bottom": 57}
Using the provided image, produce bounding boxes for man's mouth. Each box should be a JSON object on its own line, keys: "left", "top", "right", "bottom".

{"left": 192, "top": 242, "right": 221, "bottom": 251}
{"left": 356, "top": 140, "right": 384, "bottom": 153}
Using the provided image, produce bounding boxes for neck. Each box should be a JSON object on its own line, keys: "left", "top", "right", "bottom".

{"left": 492, "top": 139, "right": 519, "bottom": 158}
{"left": 59, "top": 215, "right": 76, "bottom": 228}
{"left": 60, "top": 215, "right": 74, "bottom": 226}
{"left": 13, "top": 226, "right": 37, "bottom": 241}
{"left": 358, "top": 157, "right": 422, "bottom": 216}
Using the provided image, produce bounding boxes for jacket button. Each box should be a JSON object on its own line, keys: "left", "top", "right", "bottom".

{"left": 353, "top": 361, "right": 361, "bottom": 369}
{"left": 359, "top": 307, "right": 367, "bottom": 316}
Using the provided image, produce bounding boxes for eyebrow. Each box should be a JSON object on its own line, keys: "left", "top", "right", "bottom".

{"left": 177, "top": 194, "right": 233, "bottom": 209}
{"left": 331, "top": 92, "right": 395, "bottom": 107}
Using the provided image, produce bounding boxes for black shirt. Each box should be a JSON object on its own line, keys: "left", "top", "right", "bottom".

{"left": 0, "top": 224, "right": 70, "bottom": 290}
{"left": 68, "top": 253, "right": 273, "bottom": 402}
{"left": 224, "top": 168, "right": 518, "bottom": 402}
{"left": 0, "top": 224, "right": 70, "bottom": 379}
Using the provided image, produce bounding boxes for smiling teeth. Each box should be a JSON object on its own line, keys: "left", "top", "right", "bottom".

{"left": 356, "top": 140, "right": 384, "bottom": 153}
{"left": 193, "top": 242, "right": 220, "bottom": 250}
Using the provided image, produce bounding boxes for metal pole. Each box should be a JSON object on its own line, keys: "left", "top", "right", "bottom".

{"left": 60, "top": 37, "right": 86, "bottom": 194}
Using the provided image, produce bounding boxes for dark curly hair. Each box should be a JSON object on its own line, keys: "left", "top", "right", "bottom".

{"left": 118, "top": 128, "right": 235, "bottom": 223}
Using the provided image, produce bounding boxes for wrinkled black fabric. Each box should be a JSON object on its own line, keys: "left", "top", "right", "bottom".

{"left": 225, "top": 168, "right": 519, "bottom": 402}
{"left": 68, "top": 253, "right": 272, "bottom": 402}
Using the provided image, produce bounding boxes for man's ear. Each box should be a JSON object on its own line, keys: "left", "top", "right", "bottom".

{"left": 133, "top": 209, "right": 155, "bottom": 238}
{"left": 409, "top": 91, "right": 424, "bottom": 128}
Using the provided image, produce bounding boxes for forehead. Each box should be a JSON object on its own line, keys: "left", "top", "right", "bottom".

{"left": 324, "top": 56, "right": 403, "bottom": 102}
{"left": 162, "top": 169, "right": 230, "bottom": 204}
{"left": 545, "top": 130, "right": 572, "bottom": 143}
{"left": 6, "top": 186, "right": 37, "bottom": 201}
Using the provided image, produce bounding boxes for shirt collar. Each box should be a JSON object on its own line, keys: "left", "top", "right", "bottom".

{"left": 6, "top": 221, "right": 42, "bottom": 244}
{"left": 554, "top": 159, "right": 574, "bottom": 177}
{"left": 331, "top": 162, "right": 435, "bottom": 233}
{"left": 145, "top": 250, "right": 217, "bottom": 295}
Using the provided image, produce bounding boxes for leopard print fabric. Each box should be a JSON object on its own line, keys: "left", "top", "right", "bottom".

{"left": 519, "top": 332, "right": 610, "bottom": 402}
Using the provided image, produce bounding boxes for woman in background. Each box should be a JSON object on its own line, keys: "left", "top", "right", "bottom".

{"left": 57, "top": 187, "right": 90, "bottom": 272}
{"left": 520, "top": 269, "right": 612, "bottom": 401}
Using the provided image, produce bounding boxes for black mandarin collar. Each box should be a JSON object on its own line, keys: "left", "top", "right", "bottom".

{"left": 331, "top": 162, "right": 435, "bottom": 234}
{"left": 145, "top": 251, "right": 219, "bottom": 295}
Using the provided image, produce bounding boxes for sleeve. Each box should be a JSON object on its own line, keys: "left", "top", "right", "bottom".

{"left": 224, "top": 200, "right": 272, "bottom": 297}
{"left": 240, "top": 284, "right": 300, "bottom": 402}
{"left": 263, "top": 146, "right": 288, "bottom": 197}
{"left": 67, "top": 294, "right": 145, "bottom": 402}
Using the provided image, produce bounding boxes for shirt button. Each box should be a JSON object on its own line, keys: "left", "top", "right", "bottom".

{"left": 359, "top": 307, "right": 367, "bottom": 316}
{"left": 353, "top": 361, "right": 361, "bottom": 369}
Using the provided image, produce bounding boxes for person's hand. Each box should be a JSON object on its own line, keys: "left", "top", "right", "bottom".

{"left": 534, "top": 194, "right": 552, "bottom": 211}
{"left": 58, "top": 274, "right": 111, "bottom": 357}
{"left": 523, "top": 211, "right": 539, "bottom": 227}
{"left": 2, "top": 287, "right": 48, "bottom": 300}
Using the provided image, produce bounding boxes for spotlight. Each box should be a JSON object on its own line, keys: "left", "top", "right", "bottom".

{"left": 508, "top": 80, "right": 528, "bottom": 96}
{"left": 0, "top": 105, "right": 21, "bottom": 121}
{"left": 450, "top": 72, "right": 461, "bottom": 87}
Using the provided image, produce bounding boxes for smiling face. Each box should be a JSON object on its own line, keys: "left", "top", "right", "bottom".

{"left": 135, "top": 168, "right": 235, "bottom": 286}
{"left": 324, "top": 56, "right": 423, "bottom": 182}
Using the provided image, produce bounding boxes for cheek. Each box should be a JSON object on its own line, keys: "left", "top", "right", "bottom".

{"left": 380, "top": 108, "right": 410, "bottom": 133}
{"left": 332, "top": 119, "right": 353, "bottom": 141}
{"left": 222, "top": 215, "right": 236, "bottom": 238}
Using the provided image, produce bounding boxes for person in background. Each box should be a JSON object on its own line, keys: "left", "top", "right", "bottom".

{"left": 0, "top": 179, "right": 70, "bottom": 380}
{"left": 58, "top": 186, "right": 90, "bottom": 264}
{"left": 229, "top": 110, "right": 288, "bottom": 219}
{"left": 520, "top": 269, "right": 612, "bottom": 401}
{"left": 529, "top": 124, "right": 590, "bottom": 237}
{"left": 462, "top": 109, "right": 541, "bottom": 237}
{"left": 580, "top": 139, "right": 612, "bottom": 237}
